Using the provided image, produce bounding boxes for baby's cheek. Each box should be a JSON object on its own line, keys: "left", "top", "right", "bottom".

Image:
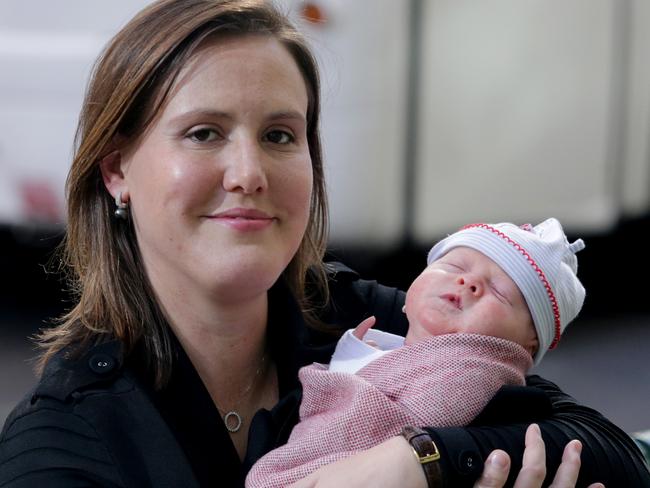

{"left": 412, "top": 306, "right": 451, "bottom": 337}
{"left": 405, "top": 289, "right": 423, "bottom": 314}
{"left": 405, "top": 275, "right": 431, "bottom": 308}
{"left": 480, "top": 304, "right": 516, "bottom": 336}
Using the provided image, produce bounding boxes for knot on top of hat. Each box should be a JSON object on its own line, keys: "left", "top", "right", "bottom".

{"left": 569, "top": 239, "right": 586, "bottom": 255}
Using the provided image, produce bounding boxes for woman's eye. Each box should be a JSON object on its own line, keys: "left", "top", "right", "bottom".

{"left": 187, "top": 128, "right": 219, "bottom": 143}
{"left": 264, "top": 130, "right": 294, "bottom": 145}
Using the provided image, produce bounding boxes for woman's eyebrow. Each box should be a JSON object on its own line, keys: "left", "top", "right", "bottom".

{"left": 167, "top": 109, "right": 306, "bottom": 126}
{"left": 168, "top": 109, "right": 234, "bottom": 126}
{"left": 267, "top": 110, "right": 306, "bottom": 123}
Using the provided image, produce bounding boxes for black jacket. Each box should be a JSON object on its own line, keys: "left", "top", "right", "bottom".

{"left": 1, "top": 264, "right": 649, "bottom": 487}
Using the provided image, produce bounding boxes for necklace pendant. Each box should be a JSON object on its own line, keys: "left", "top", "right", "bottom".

{"left": 223, "top": 411, "right": 243, "bottom": 433}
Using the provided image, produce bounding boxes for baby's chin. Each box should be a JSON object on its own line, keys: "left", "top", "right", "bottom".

{"left": 404, "top": 326, "right": 436, "bottom": 346}
{"left": 405, "top": 313, "right": 458, "bottom": 345}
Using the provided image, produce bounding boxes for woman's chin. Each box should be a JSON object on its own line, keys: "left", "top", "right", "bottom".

{"left": 205, "top": 256, "right": 290, "bottom": 299}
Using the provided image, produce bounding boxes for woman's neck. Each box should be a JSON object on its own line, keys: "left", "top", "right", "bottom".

{"left": 165, "top": 290, "right": 276, "bottom": 460}
{"left": 142, "top": 258, "right": 281, "bottom": 459}
{"left": 165, "top": 289, "right": 270, "bottom": 393}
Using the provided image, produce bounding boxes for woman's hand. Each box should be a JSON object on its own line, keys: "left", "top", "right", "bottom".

{"left": 474, "top": 424, "right": 605, "bottom": 488}
{"left": 286, "top": 435, "right": 427, "bottom": 488}
{"left": 288, "top": 423, "right": 605, "bottom": 488}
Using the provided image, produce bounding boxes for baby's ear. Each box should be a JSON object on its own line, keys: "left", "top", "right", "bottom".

{"left": 525, "top": 336, "right": 540, "bottom": 357}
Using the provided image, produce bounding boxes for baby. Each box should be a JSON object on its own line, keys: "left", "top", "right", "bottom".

{"left": 246, "top": 218, "right": 586, "bottom": 487}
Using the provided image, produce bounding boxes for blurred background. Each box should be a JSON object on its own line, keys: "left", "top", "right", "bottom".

{"left": 1, "top": 0, "right": 648, "bottom": 437}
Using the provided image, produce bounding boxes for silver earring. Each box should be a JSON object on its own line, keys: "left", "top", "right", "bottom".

{"left": 114, "top": 192, "right": 129, "bottom": 220}
{"left": 401, "top": 305, "right": 406, "bottom": 314}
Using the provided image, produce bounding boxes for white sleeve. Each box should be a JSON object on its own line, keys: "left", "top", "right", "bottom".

{"left": 328, "top": 329, "right": 405, "bottom": 374}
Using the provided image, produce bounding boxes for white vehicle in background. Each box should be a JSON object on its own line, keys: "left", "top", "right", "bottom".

{"left": 0, "top": 2, "right": 140, "bottom": 234}
{"left": 1, "top": 0, "right": 649, "bottom": 246}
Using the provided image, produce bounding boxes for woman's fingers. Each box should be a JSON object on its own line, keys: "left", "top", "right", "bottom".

{"left": 475, "top": 424, "right": 604, "bottom": 488}
{"left": 472, "top": 450, "right": 511, "bottom": 488}
{"left": 513, "top": 424, "right": 546, "bottom": 488}
{"left": 548, "top": 440, "right": 606, "bottom": 488}
{"left": 548, "top": 440, "right": 581, "bottom": 488}
{"left": 473, "top": 424, "right": 545, "bottom": 488}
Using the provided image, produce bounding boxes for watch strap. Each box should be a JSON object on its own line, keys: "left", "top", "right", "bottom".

{"left": 401, "top": 426, "right": 443, "bottom": 487}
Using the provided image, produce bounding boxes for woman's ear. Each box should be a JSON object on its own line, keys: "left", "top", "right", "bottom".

{"left": 99, "top": 148, "right": 129, "bottom": 202}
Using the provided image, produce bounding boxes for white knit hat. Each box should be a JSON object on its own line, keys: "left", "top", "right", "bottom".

{"left": 427, "top": 218, "right": 585, "bottom": 365}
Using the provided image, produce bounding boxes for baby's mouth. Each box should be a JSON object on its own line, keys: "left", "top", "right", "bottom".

{"left": 441, "top": 293, "right": 463, "bottom": 310}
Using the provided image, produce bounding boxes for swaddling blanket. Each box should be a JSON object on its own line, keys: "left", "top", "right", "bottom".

{"left": 246, "top": 333, "right": 532, "bottom": 488}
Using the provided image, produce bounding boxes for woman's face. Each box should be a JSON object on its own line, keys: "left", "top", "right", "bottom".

{"left": 109, "top": 35, "right": 313, "bottom": 303}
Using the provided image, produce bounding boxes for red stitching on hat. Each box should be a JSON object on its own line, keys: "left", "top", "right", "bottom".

{"left": 460, "top": 223, "right": 561, "bottom": 349}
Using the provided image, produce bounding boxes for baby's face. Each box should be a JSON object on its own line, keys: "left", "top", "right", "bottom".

{"left": 404, "top": 247, "right": 538, "bottom": 354}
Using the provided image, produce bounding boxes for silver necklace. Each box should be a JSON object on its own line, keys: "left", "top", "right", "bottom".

{"left": 215, "top": 354, "right": 268, "bottom": 433}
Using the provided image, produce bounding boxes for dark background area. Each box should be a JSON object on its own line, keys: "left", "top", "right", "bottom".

{"left": 328, "top": 214, "right": 650, "bottom": 320}
{"left": 3, "top": 214, "right": 649, "bottom": 318}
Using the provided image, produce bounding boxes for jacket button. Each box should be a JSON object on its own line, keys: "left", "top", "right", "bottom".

{"left": 88, "top": 353, "right": 116, "bottom": 375}
{"left": 458, "top": 450, "right": 481, "bottom": 474}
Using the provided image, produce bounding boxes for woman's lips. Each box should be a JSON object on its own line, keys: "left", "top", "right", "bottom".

{"left": 206, "top": 208, "right": 276, "bottom": 231}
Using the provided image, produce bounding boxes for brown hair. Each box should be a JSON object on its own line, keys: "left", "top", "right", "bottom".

{"left": 36, "top": 0, "right": 329, "bottom": 387}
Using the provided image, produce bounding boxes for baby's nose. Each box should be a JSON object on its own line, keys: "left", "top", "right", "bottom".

{"left": 457, "top": 275, "right": 482, "bottom": 295}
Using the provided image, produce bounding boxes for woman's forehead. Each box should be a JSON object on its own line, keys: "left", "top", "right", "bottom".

{"left": 165, "top": 35, "right": 308, "bottom": 111}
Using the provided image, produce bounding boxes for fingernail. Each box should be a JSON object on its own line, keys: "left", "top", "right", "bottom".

{"left": 571, "top": 439, "right": 582, "bottom": 454}
{"left": 488, "top": 452, "right": 508, "bottom": 468}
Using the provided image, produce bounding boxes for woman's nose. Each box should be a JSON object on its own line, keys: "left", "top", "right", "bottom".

{"left": 222, "top": 138, "right": 268, "bottom": 194}
{"left": 456, "top": 275, "right": 483, "bottom": 296}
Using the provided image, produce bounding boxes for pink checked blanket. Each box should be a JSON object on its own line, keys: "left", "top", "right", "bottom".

{"left": 246, "top": 333, "right": 532, "bottom": 488}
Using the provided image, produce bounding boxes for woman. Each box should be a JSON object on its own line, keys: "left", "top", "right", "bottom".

{"left": 0, "top": 1, "right": 646, "bottom": 487}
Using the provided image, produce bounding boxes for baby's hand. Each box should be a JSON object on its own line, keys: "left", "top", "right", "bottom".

{"left": 352, "top": 316, "right": 379, "bottom": 348}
